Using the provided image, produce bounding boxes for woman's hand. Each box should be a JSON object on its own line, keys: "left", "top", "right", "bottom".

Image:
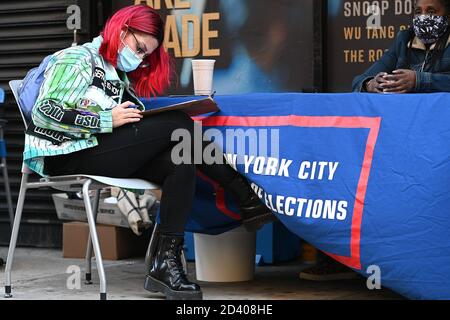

{"left": 112, "top": 101, "right": 143, "bottom": 128}
{"left": 380, "top": 69, "right": 416, "bottom": 94}
{"left": 366, "top": 72, "right": 389, "bottom": 93}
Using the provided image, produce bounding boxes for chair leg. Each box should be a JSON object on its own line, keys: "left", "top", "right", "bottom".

{"left": 2, "top": 157, "right": 14, "bottom": 230}
{"left": 85, "top": 189, "right": 101, "bottom": 285}
{"left": 82, "top": 180, "right": 107, "bottom": 300}
{"left": 4, "top": 173, "right": 29, "bottom": 298}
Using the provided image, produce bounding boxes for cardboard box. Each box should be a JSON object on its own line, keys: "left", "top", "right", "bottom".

{"left": 63, "top": 222, "right": 150, "bottom": 260}
{"left": 53, "top": 193, "right": 129, "bottom": 228}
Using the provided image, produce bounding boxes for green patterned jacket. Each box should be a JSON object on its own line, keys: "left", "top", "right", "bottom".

{"left": 24, "top": 36, "right": 145, "bottom": 176}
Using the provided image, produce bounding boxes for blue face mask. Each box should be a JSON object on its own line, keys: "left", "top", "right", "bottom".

{"left": 117, "top": 38, "right": 143, "bottom": 72}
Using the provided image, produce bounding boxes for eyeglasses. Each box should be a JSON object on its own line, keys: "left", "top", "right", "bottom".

{"left": 127, "top": 29, "right": 151, "bottom": 68}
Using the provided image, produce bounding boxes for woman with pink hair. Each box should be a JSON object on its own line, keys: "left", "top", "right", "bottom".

{"left": 24, "top": 5, "right": 275, "bottom": 300}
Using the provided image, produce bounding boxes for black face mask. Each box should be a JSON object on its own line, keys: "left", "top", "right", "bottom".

{"left": 413, "top": 15, "right": 449, "bottom": 44}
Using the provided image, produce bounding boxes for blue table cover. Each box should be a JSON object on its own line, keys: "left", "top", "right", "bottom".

{"left": 142, "top": 93, "right": 450, "bottom": 300}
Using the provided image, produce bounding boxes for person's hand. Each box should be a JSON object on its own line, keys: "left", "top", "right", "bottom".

{"left": 366, "top": 72, "right": 389, "bottom": 93}
{"left": 380, "top": 69, "right": 416, "bottom": 94}
{"left": 112, "top": 101, "right": 143, "bottom": 128}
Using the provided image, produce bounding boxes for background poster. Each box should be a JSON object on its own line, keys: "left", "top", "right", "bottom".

{"left": 327, "top": 0, "right": 413, "bottom": 92}
{"left": 112, "top": 0, "right": 315, "bottom": 95}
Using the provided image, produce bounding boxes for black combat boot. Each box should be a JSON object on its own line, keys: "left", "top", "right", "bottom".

{"left": 144, "top": 234, "right": 202, "bottom": 300}
{"left": 225, "top": 173, "right": 278, "bottom": 231}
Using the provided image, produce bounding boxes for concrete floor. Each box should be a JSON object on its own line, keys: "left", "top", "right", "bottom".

{"left": 0, "top": 247, "right": 403, "bottom": 300}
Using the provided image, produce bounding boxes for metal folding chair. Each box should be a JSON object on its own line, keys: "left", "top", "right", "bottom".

{"left": 4, "top": 80, "right": 160, "bottom": 300}
{"left": 0, "top": 88, "right": 14, "bottom": 230}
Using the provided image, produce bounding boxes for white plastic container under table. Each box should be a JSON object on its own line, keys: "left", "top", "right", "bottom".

{"left": 194, "top": 226, "right": 256, "bottom": 282}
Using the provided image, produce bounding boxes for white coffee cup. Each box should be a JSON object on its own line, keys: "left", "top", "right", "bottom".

{"left": 192, "top": 59, "right": 215, "bottom": 96}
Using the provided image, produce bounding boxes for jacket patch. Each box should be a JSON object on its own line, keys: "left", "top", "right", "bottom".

{"left": 92, "top": 66, "right": 121, "bottom": 103}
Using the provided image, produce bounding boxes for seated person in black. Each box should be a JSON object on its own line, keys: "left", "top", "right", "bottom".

{"left": 302, "top": 0, "right": 450, "bottom": 281}
{"left": 353, "top": 0, "right": 450, "bottom": 94}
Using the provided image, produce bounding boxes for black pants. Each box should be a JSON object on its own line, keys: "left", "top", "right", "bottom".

{"left": 45, "top": 111, "right": 242, "bottom": 235}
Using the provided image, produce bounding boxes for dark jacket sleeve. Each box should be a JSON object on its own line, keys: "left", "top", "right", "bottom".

{"left": 415, "top": 71, "right": 450, "bottom": 92}
{"left": 352, "top": 34, "right": 402, "bottom": 92}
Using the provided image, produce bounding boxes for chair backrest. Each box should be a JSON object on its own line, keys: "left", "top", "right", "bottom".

{"left": 0, "top": 88, "right": 4, "bottom": 104}
{"left": 9, "top": 80, "right": 28, "bottom": 128}
{"left": 9, "top": 80, "right": 34, "bottom": 174}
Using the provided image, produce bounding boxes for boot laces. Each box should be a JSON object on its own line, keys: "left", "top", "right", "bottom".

{"left": 166, "top": 244, "right": 188, "bottom": 281}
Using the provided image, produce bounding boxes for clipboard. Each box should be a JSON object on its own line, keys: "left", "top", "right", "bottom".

{"left": 142, "top": 97, "right": 220, "bottom": 117}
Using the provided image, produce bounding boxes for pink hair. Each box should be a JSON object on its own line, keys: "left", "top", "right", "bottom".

{"left": 99, "top": 5, "right": 173, "bottom": 98}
